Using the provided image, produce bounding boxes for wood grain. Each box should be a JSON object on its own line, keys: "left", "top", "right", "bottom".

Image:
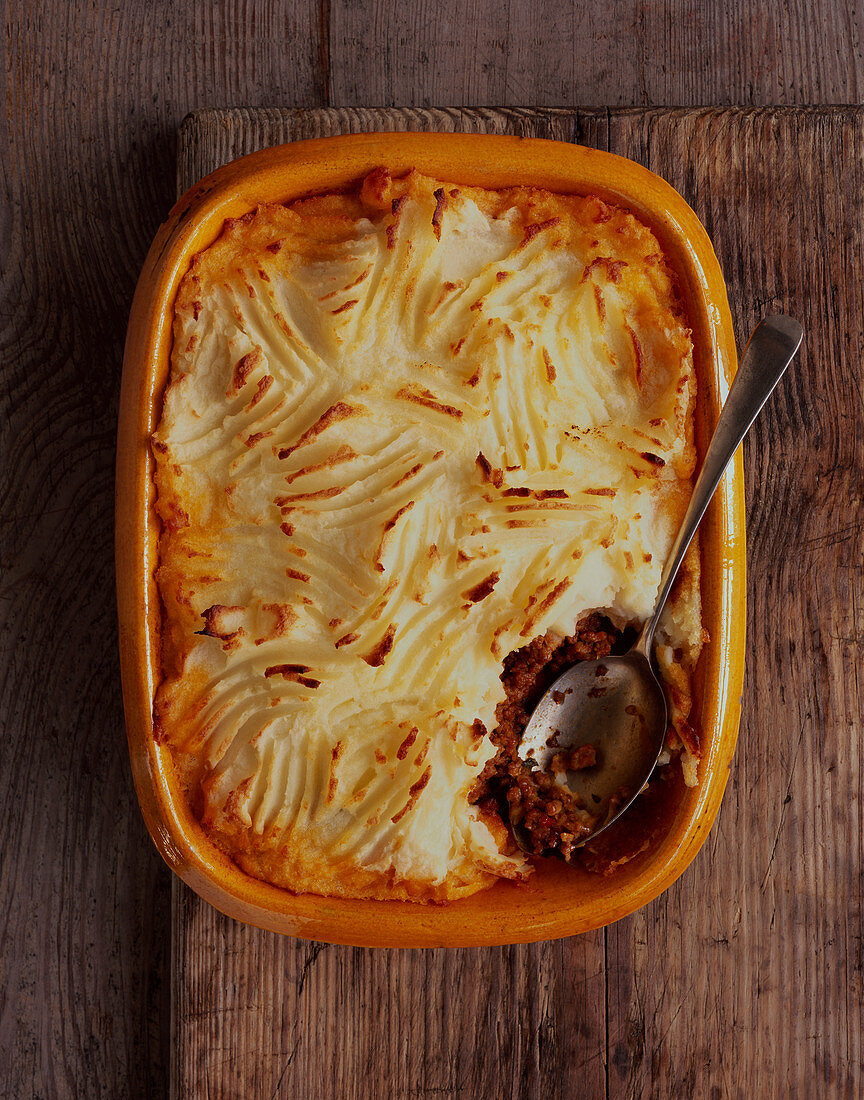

{"left": 326, "top": 0, "right": 864, "bottom": 107}
{"left": 172, "top": 106, "right": 864, "bottom": 1099}
{"left": 4, "top": 1, "right": 864, "bottom": 1094}
{"left": 0, "top": 4, "right": 321, "bottom": 1098}
{"left": 174, "top": 888, "right": 608, "bottom": 1098}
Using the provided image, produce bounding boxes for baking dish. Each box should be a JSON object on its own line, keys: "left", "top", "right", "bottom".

{"left": 116, "top": 131, "right": 744, "bottom": 947}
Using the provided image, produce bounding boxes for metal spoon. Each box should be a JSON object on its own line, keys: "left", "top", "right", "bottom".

{"left": 514, "top": 315, "right": 803, "bottom": 850}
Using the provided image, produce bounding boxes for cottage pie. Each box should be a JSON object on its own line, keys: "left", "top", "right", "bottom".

{"left": 151, "top": 168, "right": 704, "bottom": 903}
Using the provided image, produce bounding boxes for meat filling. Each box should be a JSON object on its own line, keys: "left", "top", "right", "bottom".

{"left": 471, "top": 613, "right": 622, "bottom": 862}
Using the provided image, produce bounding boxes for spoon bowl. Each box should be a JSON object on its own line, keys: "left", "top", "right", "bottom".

{"left": 518, "top": 651, "right": 667, "bottom": 836}
{"left": 513, "top": 315, "right": 804, "bottom": 851}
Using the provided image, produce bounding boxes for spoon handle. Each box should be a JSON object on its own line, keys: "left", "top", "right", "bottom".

{"left": 636, "top": 314, "right": 803, "bottom": 658}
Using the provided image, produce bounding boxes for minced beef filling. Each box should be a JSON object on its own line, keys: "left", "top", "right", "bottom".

{"left": 471, "top": 613, "right": 622, "bottom": 862}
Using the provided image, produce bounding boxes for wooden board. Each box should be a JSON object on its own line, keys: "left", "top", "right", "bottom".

{"left": 170, "top": 106, "right": 864, "bottom": 1099}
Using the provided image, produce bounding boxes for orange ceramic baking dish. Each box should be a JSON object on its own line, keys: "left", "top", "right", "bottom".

{"left": 116, "top": 131, "right": 744, "bottom": 947}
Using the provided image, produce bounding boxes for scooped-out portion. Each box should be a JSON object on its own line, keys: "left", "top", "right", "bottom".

{"left": 471, "top": 615, "right": 622, "bottom": 860}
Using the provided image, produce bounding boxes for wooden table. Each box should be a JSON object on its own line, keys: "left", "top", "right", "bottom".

{"left": 3, "top": 7, "right": 864, "bottom": 1098}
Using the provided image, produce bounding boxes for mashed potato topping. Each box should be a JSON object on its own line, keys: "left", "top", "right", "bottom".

{"left": 152, "top": 169, "right": 702, "bottom": 902}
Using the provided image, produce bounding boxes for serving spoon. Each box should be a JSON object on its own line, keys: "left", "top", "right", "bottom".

{"left": 514, "top": 315, "right": 803, "bottom": 850}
